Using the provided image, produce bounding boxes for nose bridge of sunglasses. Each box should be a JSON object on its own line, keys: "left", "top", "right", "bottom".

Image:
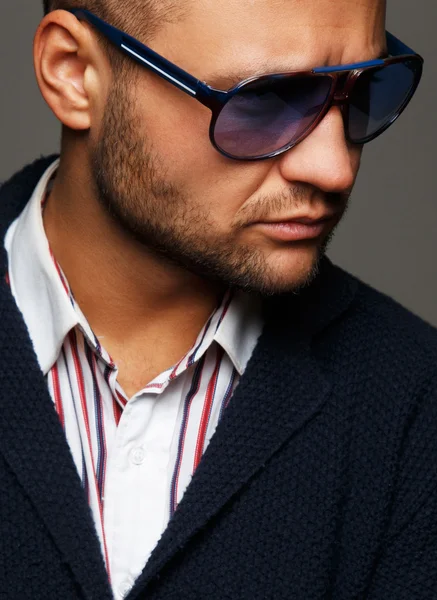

{"left": 331, "top": 71, "right": 355, "bottom": 105}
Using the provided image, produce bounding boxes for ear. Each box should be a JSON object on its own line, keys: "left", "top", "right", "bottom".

{"left": 33, "top": 10, "right": 109, "bottom": 130}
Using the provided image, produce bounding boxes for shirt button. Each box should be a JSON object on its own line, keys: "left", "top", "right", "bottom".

{"left": 131, "top": 447, "right": 146, "bottom": 465}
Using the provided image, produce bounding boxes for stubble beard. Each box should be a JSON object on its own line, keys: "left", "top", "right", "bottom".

{"left": 90, "top": 78, "right": 342, "bottom": 297}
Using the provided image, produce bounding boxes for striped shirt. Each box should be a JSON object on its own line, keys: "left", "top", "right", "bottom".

{"left": 4, "top": 160, "right": 263, "bottom": 600}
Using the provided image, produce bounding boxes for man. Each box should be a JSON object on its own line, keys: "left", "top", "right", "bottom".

{"left": 1, "top": 0, "right": 436, "bottom": 598}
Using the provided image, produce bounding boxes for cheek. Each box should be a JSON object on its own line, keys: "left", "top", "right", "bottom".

{"left": 133, "top": 88, "right": 272, "bottom": 230}
{"left": 136, "top": 84, "right": 214, "bottom": 165}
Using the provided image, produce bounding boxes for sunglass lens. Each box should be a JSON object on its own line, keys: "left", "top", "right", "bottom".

{"left": 347, "top": 59, "right": 421, "bottom": 143}
{"left": 213, "top": 75, "right": 333, "bottom": 159}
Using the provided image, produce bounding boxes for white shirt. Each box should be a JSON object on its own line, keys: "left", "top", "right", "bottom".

{"left": 4, "top": 160, "right": 263, "bottom": 599}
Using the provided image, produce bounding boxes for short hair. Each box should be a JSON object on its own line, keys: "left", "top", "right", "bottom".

{"left": 42, "top": 1, "right": 187, "bottom": 43}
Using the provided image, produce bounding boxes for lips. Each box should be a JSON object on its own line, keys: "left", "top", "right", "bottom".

{"left": 260, "top": 213, "right": 339, "bottom": 226}
{"left": 251, "top": 212, "right": 340, "bottom": 242}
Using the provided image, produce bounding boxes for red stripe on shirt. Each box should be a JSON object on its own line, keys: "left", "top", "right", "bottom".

{"left": 171, "top": 356, "right": 206, "bottom": 515}
{"left": 193, "top": 345, "right": 224, "bottom": 471}
{"left": 51, "top": 363, "right": 65, "bottom": 429}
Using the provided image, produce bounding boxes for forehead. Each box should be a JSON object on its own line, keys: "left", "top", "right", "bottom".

{"left": 154, "top": 0, "right": 387, "bottom": 85}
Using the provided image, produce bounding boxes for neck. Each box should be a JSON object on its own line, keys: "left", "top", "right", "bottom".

{"left": 42, "top": 154, "right": 224, "bottom": 390}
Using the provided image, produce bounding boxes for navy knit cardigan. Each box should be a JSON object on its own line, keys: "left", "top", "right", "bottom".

{"left": 1, "top": 157, "right": 437, "bottom": 600}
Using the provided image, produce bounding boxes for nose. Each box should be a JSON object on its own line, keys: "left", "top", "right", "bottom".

{"left": 277, "top": 106, "right": 361, "bottom": 194}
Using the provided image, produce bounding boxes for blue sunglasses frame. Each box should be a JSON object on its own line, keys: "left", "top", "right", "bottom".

{"left": 69, "top": 9, "right": 424, "bottom": 161}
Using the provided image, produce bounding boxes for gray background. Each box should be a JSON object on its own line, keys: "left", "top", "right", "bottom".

{"left": 1, "top": 1, "right": 436, "bottom": 324}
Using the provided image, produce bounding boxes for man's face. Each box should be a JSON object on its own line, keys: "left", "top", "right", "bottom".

{"left": 91, "top": 0, "right": 386, "bottom": 295}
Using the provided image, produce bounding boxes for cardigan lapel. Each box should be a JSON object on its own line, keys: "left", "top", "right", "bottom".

{"left": 0, "top": 159, "right": 112, "bottom": 600}
{"left": 131, "top": 260, "right": 358, "bottom": 598}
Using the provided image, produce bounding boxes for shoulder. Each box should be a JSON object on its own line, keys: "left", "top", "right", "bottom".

{"left": 333, "top": 270, "right": 437, "bottom": 526}
{"left": 322, "top": 264, "right": 437, "bottom": 389}
{"left": 0, "top": 156, "right": 59, "bottom": 228}
{"left": 351, "top": 268, "right": 437, "bottom": 354}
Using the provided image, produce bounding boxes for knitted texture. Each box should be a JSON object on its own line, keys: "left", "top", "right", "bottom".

{"left": 1, "top": 158, "right": 437, "bottom": 600}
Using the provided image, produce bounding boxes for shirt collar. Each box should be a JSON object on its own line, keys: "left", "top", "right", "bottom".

{"left": 4, "top": 158, "right": 80, "bottom": 375}
{"left": 214, "top": 290, "right": 263, "bottom": 375}
{"left": 4, "top": 158, "right": 263, "bottom": 379}
{"left": 165, "top": 289, "right": 263, "bottom": 381}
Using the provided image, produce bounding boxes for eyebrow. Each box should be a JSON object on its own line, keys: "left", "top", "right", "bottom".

{"left": 207, "top": 50, "right": 389, "bottom": 91}
{"left": 207, "top": 68, "right": 277, "bottom": 90}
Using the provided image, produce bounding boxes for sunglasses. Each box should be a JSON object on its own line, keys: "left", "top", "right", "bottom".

{"left": 70, "top": 9, "right": 424, "bottom": 162}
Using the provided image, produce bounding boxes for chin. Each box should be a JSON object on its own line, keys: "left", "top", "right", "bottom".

{"left": 264, "top": 244, "right": 324, "bottom": 293}
{"left": 229, "top": 243, "right": 323, "bottom": 298}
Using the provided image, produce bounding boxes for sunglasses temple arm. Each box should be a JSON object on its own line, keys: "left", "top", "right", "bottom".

{"left": 386, "top": 31, "right": 416, "bottom": 56}
{"left": 69, "top": 8, "right": 219, "bottom": 103}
